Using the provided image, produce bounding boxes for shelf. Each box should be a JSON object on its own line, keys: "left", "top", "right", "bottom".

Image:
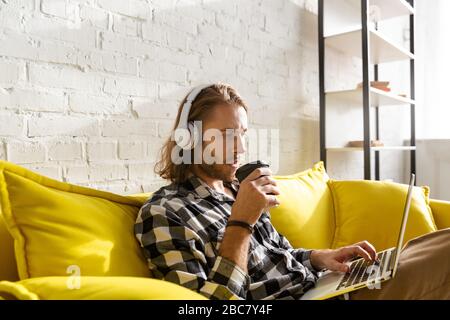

{"left": 319, "top": 0, "right": 417, "bottom": 179}
{"left": 324, "top": 0, "right": 415, "bottom": 37}
{"left": 326, "top": 87, "right": 415, "bottom": 107}
{"left": 326, "top": 28, "right": 414, "bottom": 64}
{"left": 346, "top": 0, "right": 415, "bottom": 21}
{"left": 327, "top": 146, "right": 417, "bottom": 152}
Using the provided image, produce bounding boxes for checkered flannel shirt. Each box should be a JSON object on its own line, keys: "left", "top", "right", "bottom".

{"left": 134, "top": 175, "right": 319, "bottom": 300}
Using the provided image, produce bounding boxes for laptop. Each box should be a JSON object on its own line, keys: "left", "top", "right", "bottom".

{"left": 300, "top": 174, "right": 416, "bottom": 300}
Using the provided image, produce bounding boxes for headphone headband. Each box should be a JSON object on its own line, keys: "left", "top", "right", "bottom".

{"left": 173, "top": 84, "right": 214, "bottom": 150}
{"left": 177, "top": 84, "right": 214, "bottom": 130}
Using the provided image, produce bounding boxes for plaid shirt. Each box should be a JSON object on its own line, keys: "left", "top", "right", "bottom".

{"left": 134, "top": 175, "right": 319, "bottom": 300}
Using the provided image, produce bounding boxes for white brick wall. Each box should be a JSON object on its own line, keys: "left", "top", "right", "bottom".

{"left": 86, "top": 141, "right": 117, "bottom": 161}
{"left": 0, "top": 0, "right": 387, "bottom": 194}
{"left": 0, "top": 114, "right": 25, "bottom": 136}
{"left": 0, "top": 61, "right": 23, "bottom": 85}
{"left": 48, "top": 141, "right": 83, "bottom": 161}
{"left": 7, "top": 140, "right": 46, "bottom": 164}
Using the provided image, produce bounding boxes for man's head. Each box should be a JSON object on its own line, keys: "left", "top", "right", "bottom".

{"left": 155, "top": 83, "right": 249, "bottom": 184}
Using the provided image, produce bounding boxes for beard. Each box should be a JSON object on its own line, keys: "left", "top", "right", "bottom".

{"left": 197, "top": 163, "right": 236, "bottom": 183}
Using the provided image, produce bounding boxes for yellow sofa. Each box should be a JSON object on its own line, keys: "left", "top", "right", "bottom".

{"left": 0, "top": 160, "right": 449, "bottom": 300}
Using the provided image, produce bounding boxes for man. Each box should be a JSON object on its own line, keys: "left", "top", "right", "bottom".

{"left": 134, "top": 83, "right": 450, "bottom": 300}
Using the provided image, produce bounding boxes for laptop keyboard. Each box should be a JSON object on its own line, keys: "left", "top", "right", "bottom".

{"left": 336, "top": 249, "right": 393, "bottom": 290}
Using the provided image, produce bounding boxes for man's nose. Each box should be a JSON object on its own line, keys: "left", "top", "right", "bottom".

{"left": 235, "top": 134, "right": 246, "bottom": 154}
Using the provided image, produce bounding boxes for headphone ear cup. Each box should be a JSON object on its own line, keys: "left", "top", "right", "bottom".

{"left": 173, "top": 126, "right": 192, "bottom": 150}
{"left": 174, "top": 84, "right": 212, "bottom": 151}
{"left": 187, "top": 121, "right": 201, "bottom": 150}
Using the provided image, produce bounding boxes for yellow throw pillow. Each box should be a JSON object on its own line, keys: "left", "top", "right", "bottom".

{"left": 328, "top": 180, "right": 437, "bottom": 251}
{"left": 0, "top": 276, "right": 207, "bottom": 300}
{"left": 429, "top": 199, "right": 450, "bottom": 230}
{"left": 0, "top": 160, "right": 150, "bottom": 279}
{"left": 127, "top": 192, "right": 154, "bottom": 205}
{"left": 269, "top": 162, "right": 335, "bottom": 249}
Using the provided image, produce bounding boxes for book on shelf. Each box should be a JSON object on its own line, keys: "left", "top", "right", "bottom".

{"left": 347, "top": 140, "right": 385, "bottom": 148}
{"left": 357, "top": 81, "right": 391, "bottom": 92}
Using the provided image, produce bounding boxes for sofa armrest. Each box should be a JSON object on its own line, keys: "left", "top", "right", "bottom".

{"left": 0, "top": 276, "right": 207, "bottom": 300}
{"left": 127, "top": 192, "right": 154, "bottom": 205}
{"left": 430, "top": 199, "right": 450, "bottom": 230}
{"left": 0, "top": 281, "right": 39, "bottom": 300}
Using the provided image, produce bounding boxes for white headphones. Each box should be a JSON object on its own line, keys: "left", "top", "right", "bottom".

{"left": 173, "top": 84, "right": 214, "bottom": 150}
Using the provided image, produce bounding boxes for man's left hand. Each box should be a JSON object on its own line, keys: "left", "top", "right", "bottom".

{"left": 310, "top": 241, "right": 378, "bottom": 273}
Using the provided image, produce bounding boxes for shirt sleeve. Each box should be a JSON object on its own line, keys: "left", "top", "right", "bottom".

{"left": 260, "top": 212, "right": 321, "bottom": 275}
{"left": 277, "top": 230, "right": 321, "bottom": 275}
{"left": 134, "top": 203, "right": 250, "bottom": 300}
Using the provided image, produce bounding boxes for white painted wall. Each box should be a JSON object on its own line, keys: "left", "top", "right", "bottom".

{"left": 413, "top": 0, "right": 450, "bottom": 201}
{"left": 415, "top": 0, "right": 450, "bottom": 140}
{"left": 417, "top": 140, "right": 450, "bottom": 201}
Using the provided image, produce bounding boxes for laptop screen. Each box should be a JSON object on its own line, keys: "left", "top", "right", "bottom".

{"left": 392, "top": 173, "right": 416, "bottom": 277}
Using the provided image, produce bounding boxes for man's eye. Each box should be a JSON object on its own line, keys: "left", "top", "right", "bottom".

{"left": 223, "top": 130, "right": 247, "bottom": 141}
{"left": 224, "top": 131, "right": 236, "bottom": 138}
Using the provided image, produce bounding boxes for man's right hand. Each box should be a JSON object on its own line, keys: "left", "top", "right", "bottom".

{"left": 230, "top": 167, "right": 281, "bottom": 225}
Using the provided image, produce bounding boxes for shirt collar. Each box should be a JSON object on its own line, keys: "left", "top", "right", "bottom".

{"left": 186, "top": 175, "right": 239, "bottom": 202}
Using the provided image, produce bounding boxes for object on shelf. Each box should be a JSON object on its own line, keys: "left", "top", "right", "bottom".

{"left": 357, "top": 81, "right": 391, "bottom": 92}
{"left": 347, "top": 140, "right": 385, "bottom": 148}
{"left": 369, "top": 5, "right": 382, "bottom": 24}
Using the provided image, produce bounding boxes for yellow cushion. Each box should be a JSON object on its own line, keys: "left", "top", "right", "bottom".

{"left": 269, "top": 162, "right": 335, "bottom": 249}
{"left": 429, "top": 199, "right": 450, "bottom": 230}
{"left": 0, "top": 276, "right": 207, "bottom": 300}
{"left": 127, "top": 192, "right": 154, "bottom": 205}
{"left": 0, "top": 160, "right": 150, "bottom": 279}
{"left": 328, "top": 180, "right": 438, "bottom": 251}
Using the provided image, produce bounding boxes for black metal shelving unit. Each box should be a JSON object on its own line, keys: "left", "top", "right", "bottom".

{"left": 318, "top": 0, "right": 416, "bottom": 182}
